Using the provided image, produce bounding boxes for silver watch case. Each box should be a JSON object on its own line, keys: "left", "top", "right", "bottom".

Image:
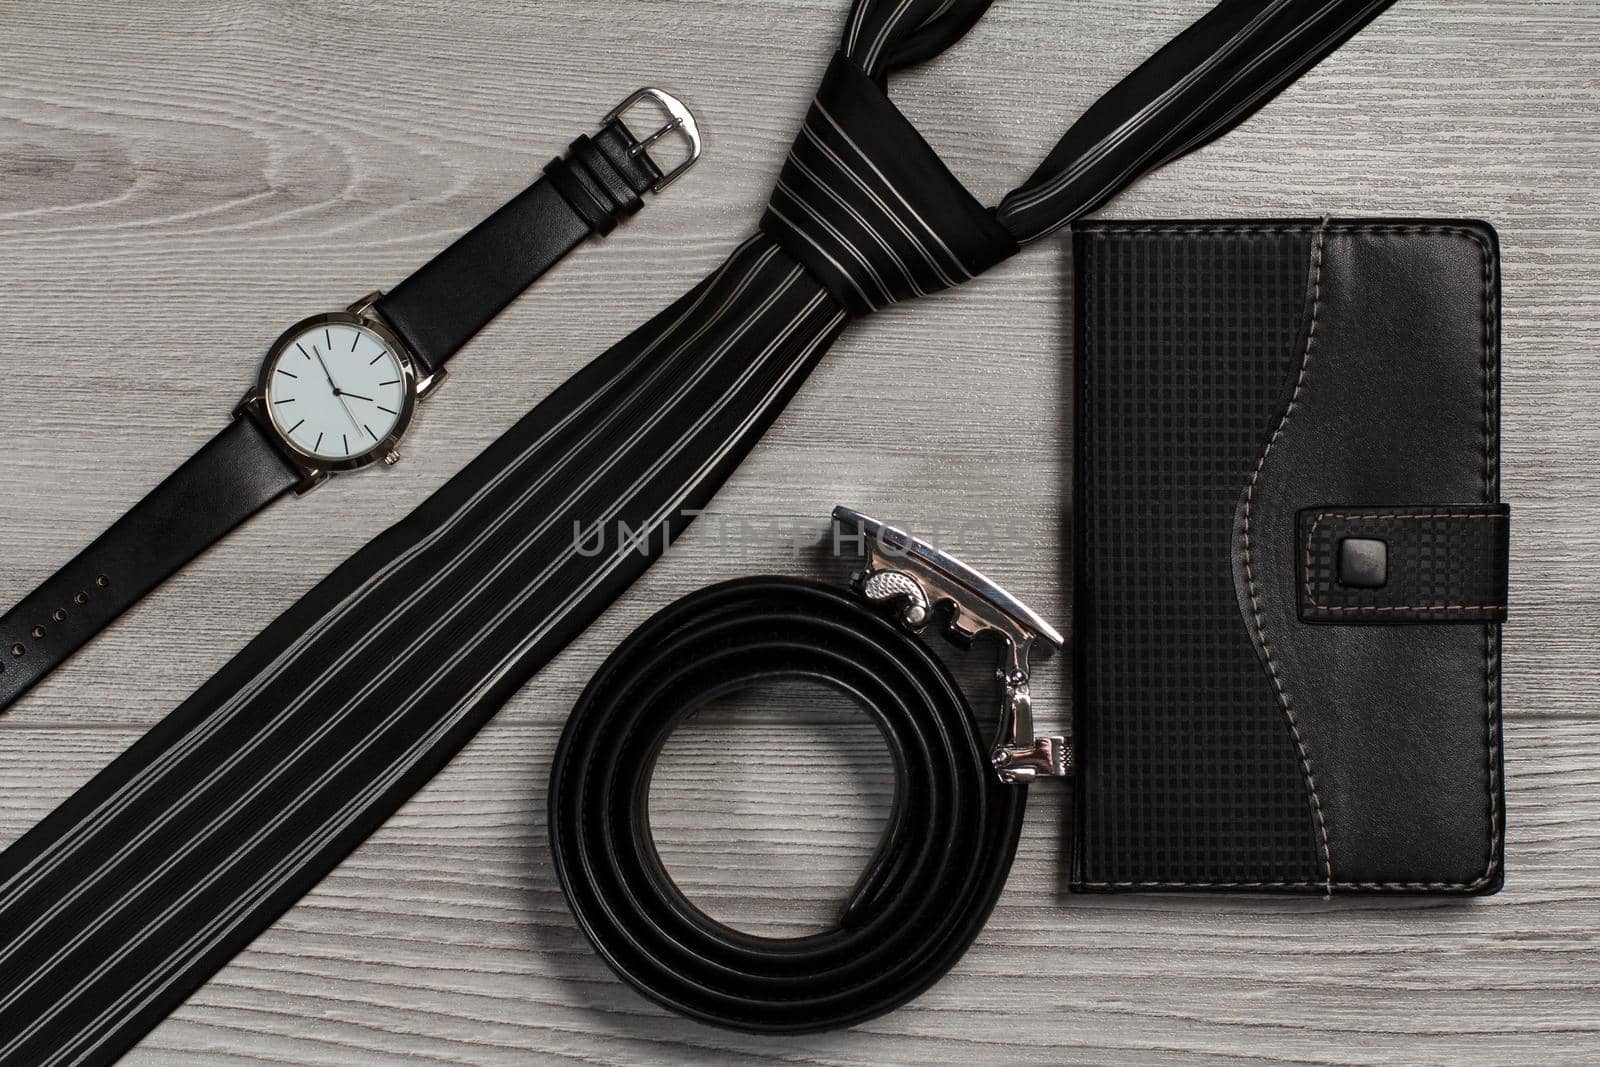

{"left": 236, "top": 291, "right": 445, "bottom": 491}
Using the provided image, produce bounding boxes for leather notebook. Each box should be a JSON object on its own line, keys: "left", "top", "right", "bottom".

{"left": 1069, "top": 219, "right": 1507, "bottom": 894}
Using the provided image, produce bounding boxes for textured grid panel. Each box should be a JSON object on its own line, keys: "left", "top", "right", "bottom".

{"left": 1300, "top": 505, "right": 1510, "bottom": 623}
{"left": 1072, "top": 223, "right": 1325, "bottom": 889}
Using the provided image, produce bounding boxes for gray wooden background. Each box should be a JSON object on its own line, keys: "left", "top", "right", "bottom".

{"left": 2, "top": 0, "right": 1597, "bottom": 1062}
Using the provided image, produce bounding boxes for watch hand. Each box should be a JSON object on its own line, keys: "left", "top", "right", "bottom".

{"left": 312, "top": 345, "right": 340, "bottom": 391}
{"left": 334, "top": 394, "right": 362, "bottom": 434}
{"left": 338, "top": 391, "right": 375, "bottom": 403}
{"left": 314, "top": 345, "right": 365, "bottom": 435}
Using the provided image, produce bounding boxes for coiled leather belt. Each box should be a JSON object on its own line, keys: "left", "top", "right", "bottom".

{"left": 549, "top": 508, "right": 1068, "bottom": 1032}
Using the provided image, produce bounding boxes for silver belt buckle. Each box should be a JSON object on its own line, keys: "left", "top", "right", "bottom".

{"left": 605, "top": 88, "right": 703, "bottom": 193}
{"left": 832, "top": 506, "right": 1070, "bottom": 785}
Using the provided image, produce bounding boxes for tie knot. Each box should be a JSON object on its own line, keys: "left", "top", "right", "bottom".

{"left": 761, "top": 54, "right": 1017, "bottom": 315}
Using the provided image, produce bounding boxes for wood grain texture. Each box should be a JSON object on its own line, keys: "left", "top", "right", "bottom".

{"left": 2, "top": 0, "right": 1598, "bottom": 1062}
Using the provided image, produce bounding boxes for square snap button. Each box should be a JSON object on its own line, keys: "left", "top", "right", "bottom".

{"left": 1337, "top": 537, "right": 1388, "bottom": 589}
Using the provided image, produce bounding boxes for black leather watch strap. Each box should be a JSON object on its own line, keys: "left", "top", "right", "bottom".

{"left": 374, "top": 120, "right": 663, "bottom": 375}
{"left": 0, "top": 418, "right": 301, "bottom": 712}
{"left": 0, "top": 98, "right": 693, "bottom": 717}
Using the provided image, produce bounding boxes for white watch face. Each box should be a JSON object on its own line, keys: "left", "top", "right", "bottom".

{"left": 264, "top": 322, "right": 408, "bottom": 462}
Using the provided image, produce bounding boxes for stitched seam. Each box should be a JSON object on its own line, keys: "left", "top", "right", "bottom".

{"left": 1477, "top": 225, "right": 1503, "bottom": 891}
{"left": 1303, "top": 510, "right": 1508, "bottom": 612}
{"left": 1314, "top": 604, "right": 1505, "bottom": 613}
{"left": 1078, "top": 236, "right": 1096, "bottom": 889}
{"left": 1090, "top": 225, "right": 1312, "bottom": 235}
{"left": 1242, "top": 218, "right": 1333, "bottom": 894}
{"left": 1084, "top": 223, "right": 1491, "bottom": 238}
{"left": 1077, "top": 878, "right": 1491, "bottom": 891}
{"left": 1084, "top": 221, "right": 1500, "bottom": 893}
{"left": 1313, "top": 511, "right": 1506, "bottom": 520}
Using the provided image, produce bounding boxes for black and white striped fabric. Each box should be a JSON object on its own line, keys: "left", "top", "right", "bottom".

{"left": 762, "top": 53, "right": 1016, "bottom": 311}
{"left": 0, "top": 1, "right": 1397, "bottom": 1061}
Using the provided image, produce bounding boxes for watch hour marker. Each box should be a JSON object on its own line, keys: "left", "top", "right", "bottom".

{"left": 275, "top": 322, "right": 407, "bottom": 462}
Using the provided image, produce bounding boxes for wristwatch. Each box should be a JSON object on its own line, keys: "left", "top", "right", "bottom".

{"left": 0, "top": 88, "right": 700, "bottom": 713}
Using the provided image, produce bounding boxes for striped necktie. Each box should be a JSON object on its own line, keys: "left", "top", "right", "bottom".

{"left": 0, "top": 1, "right": 1398, "bottom": 1061}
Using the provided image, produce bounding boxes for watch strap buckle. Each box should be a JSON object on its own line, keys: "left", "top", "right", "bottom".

{"left": 606, "top": 88, "right": 702, "bottom": 193}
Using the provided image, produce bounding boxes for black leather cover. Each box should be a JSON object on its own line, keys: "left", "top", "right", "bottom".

{"left": 375, "top": 121, "right": 661, "bottom": 374}
{"left": 1070, "top": 219, "right": 1505, "bottom": 894}
{"left": 0, "top": 417, "right": 301, "bottom": 709}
